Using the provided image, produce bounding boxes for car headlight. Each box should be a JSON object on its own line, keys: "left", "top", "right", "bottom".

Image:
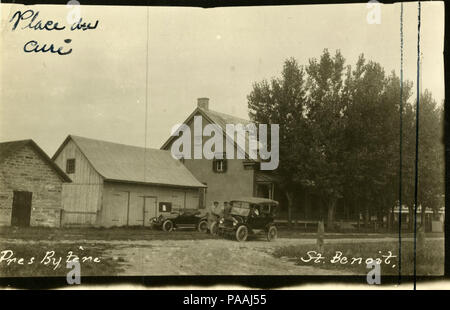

{"left": 219, "top": 218, "right": 224, "bottom": 224}
{"left": 232, "top": 221, "right": 237, "bottom": 226}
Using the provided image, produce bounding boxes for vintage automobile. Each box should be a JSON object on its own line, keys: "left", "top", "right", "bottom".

{"left": 150, "top": 209, "right": 208, "bottom": 232}
{"left": 217, "top": 197, "right": 279, "bottom": 242}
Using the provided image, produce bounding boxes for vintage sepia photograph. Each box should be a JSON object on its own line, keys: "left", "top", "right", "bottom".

{"left": 0, "top": 0, "right": 446, "bottom": 289}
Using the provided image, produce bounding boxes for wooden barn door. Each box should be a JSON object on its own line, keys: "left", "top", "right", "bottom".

{"left": 11, "top": 191, "right": 32, "bottom": 227}
{"left": 106, "top": 191, "right": 128, "bottom": 227}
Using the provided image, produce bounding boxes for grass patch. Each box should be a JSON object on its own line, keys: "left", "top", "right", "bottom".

{"left": 0, "top": 242, "right": 123, "bottom": 277}
{"left": 273, "top": 239, "right": 444, "bottom": 276}
{"left": 1, "top": 226, "right": 441, "bottom": 241}
{"left": 0, "top": 226, "right": 218, "bottom": 242}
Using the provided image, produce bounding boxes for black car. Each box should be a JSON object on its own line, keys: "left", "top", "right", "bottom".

{"left": 150, "top": 209, "right": 208, "bottom": 232}
{"left": 217, "top": 197, "right": 279, "bottom": 242}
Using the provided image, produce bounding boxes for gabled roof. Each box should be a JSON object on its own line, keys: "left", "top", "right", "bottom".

{"left": 161, "top": 106, "right": 257, "bottom": 161}
{"left": 53, "top": 135, "right": 206, "bottom": 189}
{"left": 0, "top": 139, "right": 71, "bottom": 182}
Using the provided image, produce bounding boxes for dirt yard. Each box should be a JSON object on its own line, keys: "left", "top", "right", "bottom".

{"left": 103, "top": 238, "right": 343, "bottom": 276}
{"left": 0, "top": 227, "right": 444, "bottom": 277}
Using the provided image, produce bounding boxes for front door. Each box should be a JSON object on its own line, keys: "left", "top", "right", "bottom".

{"left": 11, "top": 191, "right": 32, "bottom": 227}
{"left": 143, "top": 197, "right": 157, "bottom": 227}
{"left": 256, "top": 183, "right": 273, "bottom": 199}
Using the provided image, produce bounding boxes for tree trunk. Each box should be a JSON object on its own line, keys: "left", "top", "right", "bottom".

{"left": 327, "top": 197, "right": 337, "bottom": 231}
{"left": 356, "top": 201, "right": 360, "bottom": 231}
{"left": 363, "top": 205, "right": 369, "bottom": 229}
{"left": 390, "top": 204, "right": 395, "bottom": 232}
{"left": 421, "top": 204, "right": 427, "bottom": 232}
{"left": 408, "top": 204, "right": 414, "bottom": 232}
{"left": 285, "top": 191, "right": 293, "bottom": 226}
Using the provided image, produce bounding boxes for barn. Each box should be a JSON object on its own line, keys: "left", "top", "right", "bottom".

{"left": 0, "top": 139, "right": 71, "bottom": 227}
{"left": 52, "top": 135, "right": 206, "bottom": 227}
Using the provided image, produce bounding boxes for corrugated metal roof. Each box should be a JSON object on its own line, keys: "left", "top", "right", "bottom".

{"left": 67, "top": 135, "right": 205, "bottom": 188}
{"left": 0, "top": 139, "right": 71, "bottom": 182}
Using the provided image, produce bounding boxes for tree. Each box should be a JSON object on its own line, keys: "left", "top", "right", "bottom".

{"left": 304, "top": 49, "right": 347, "bottom": 228}
{"left": 416, "top": 90, "right": 445, "bottom": 227}
{"left": 247, "top": 51, "right": 444, "bottom": 232}
{"left": 247, "top": 58, "right": 308, "bottom": 224}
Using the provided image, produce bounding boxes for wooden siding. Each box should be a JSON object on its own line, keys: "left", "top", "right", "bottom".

{"left": 99, "top": 182, "right": 199, "bottom": 227}
{"left": 53, "top": 139, "right": 103, "bottom": 184}
{"left": 60, "top": 184, "right": 102, "bottom": 226}
{"left": 54, "top": 139, "right": 103, "bottom": 225}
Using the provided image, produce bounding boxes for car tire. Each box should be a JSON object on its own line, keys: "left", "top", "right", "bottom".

{"left": 235, "top": 225, "right": 248, "bottom": 242}
{"left": 162, "top": 220, "right": 174, "bottom": 232}
{"left": 267, "top": 225, "right": 277, "bottom": 241}
{"left": 197, "top": 220, "right": 208, "bottom": 233}
{"left": 209, "top": 221, "right": 218, "bottom": 235}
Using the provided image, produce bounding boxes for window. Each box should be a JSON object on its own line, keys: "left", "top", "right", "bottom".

{"left": 215, "top": 160, "right": 224, "bottom": 172}
{"left": 212, "top": 158, "right": 227, "bottom": 173}
{"left": 66, "top": 158, "right": 76, "bottom": 174}
{"left": 159, "top": 202, "right": 172, "bottom": 213}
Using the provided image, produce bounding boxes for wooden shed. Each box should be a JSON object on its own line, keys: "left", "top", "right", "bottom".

{"left": 0, "top": 139, "right": 71, "bottom": 227}
{"left": 52, "top": 135, "right": 206, "bottom": 227}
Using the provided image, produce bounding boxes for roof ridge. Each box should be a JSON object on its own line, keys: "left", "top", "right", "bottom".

{"left": 200, "top": 107, "right": 251, "bottom": 123}
{"left": 63, "top": 135, "right": 205, "bottom": 188}
{"left": 0, "top": 139, "right": 33, "bottom": 145}
{"left": 70, "top": 135, "right": 169, "bottom": 153}
{"left": 0, "top": 139, "right": 71, "bottom": 182}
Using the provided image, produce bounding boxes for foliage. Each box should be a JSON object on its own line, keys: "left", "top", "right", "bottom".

{"left": 247, "top": 49, "right": 444, "bottom": 227}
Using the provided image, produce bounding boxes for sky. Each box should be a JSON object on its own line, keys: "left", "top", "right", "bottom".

{"left": 0, "top": 2, "right": 445, "bottom": 156}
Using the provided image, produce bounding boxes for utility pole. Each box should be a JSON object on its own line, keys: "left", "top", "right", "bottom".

{"left": 413, "top": 1, "right": 422, "bottom": 291}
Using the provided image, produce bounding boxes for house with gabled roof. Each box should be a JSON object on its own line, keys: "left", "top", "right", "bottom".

{"left": 0, "top": 139, "right": 71, "bottom": 227}
{"left": 161, "top": 98, "right": 285, "bottom": 210}
{"left": 52, "top": 135, "right": 206, "bottom": 227}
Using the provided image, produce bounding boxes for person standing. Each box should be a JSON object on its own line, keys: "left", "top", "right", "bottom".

{"left": 207, "top": 201, "right": 220, "bottom": 233}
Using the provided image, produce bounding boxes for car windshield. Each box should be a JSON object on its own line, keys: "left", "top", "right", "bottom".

{"left": 259, "top": 204, "right": 272, "bottom": 214}
{"left": 230, "top": 201, "right": 250, "bottom": 217}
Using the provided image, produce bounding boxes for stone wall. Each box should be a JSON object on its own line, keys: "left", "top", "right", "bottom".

{"left": 0, "top": 144, "right": 64, "bottom": 227}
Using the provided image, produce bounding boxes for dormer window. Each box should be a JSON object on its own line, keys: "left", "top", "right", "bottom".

{"left": 66, "top": 158, "right": 76, "bottom": 174}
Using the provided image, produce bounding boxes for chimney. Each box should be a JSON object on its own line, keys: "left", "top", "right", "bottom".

{"left": 197, "top": 97, "right": 209, "bottom": 110}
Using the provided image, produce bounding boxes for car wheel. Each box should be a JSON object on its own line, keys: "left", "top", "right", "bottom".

{"left": 162, "top": 220, "right": 174, "bottom": 232}
{"left": 210, "top": 221, "right": 218, "bottom": 235}
{"left": 267, "top": 226, "right": 277, "bottom": 241}
{"left": 197, "top": 220, "right": 208, "bottom": 233}
{"left": 235, "top": 225, "right": 248, "bottom": 242}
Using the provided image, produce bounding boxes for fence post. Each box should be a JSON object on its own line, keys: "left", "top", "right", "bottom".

{"left": 317, "top": 220, "right": 324, "bottom": 253}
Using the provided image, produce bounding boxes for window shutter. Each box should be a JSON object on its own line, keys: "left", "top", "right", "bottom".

{"left": 222, "top": 159, "right": 227, "bottom": 172}
{"left": 212, "top": 159, "right": 217, "bottom": 172}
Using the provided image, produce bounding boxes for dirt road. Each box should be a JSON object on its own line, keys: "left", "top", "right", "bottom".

{"left": 103, "top": 236, "right": 439, "bottom": 276}
{"left": 104, "top": 238, "right": 353, "bottom": 276}
{"left": 1, "top": 234, "right": 441, "bottom": 276}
